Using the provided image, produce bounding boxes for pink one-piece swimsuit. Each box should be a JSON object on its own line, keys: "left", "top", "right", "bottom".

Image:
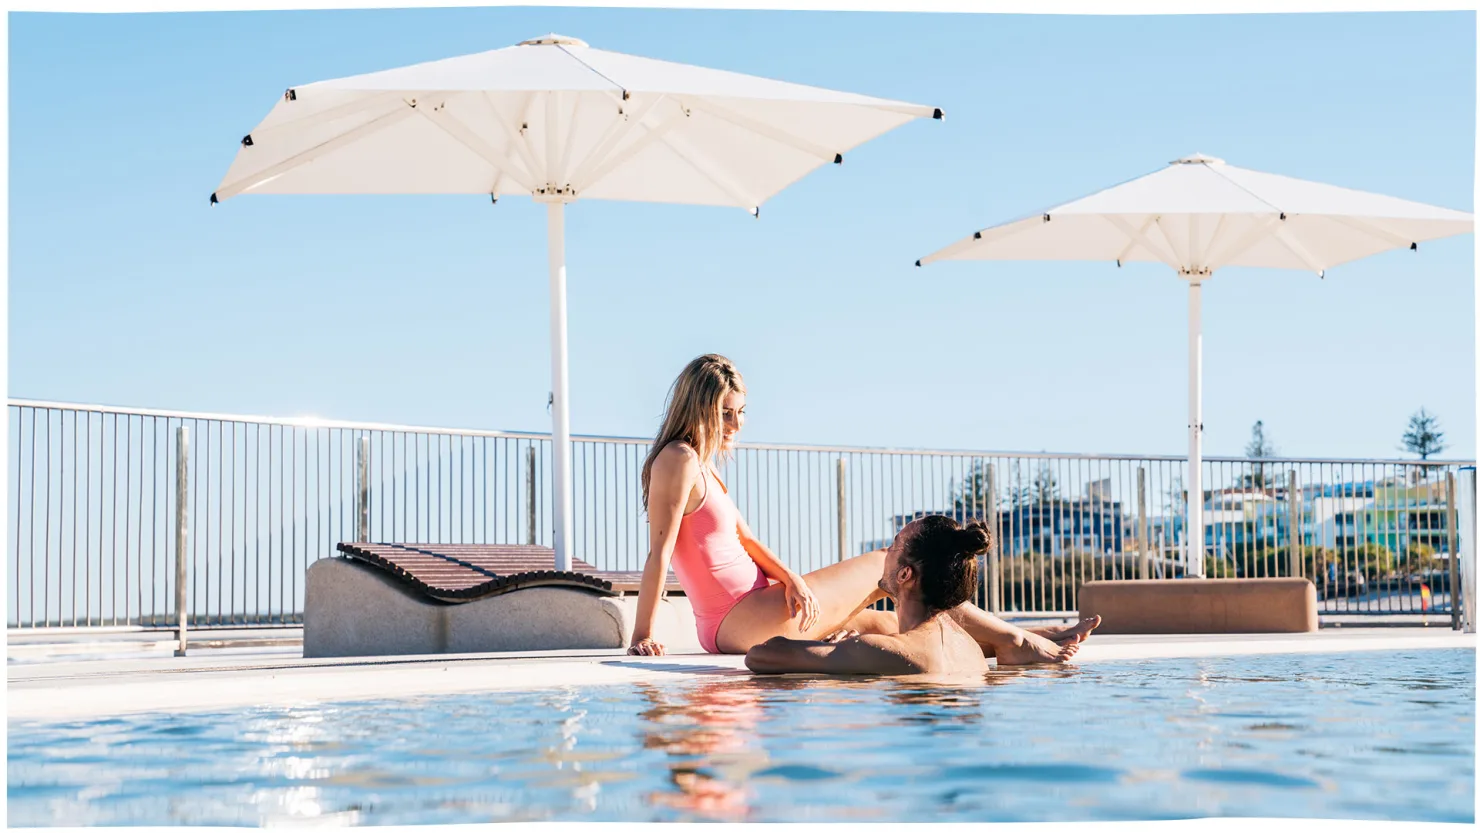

{"left": 670, "top": 466, "right": 770, "bottom": 654}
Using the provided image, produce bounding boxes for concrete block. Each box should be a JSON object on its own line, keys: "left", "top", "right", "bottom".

{"left": 1078, "top": 578, "right": 1318, "bottom": 634}
{"left": 304, "top": 557, "right": 702, "bottom": 658}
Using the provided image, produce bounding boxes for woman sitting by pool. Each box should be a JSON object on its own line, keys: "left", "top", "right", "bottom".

{"left": 626, "top": 354, "right": 1099, "bottom": 664}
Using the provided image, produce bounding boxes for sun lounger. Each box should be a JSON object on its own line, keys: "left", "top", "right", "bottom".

{"left": 333, "top": 542, "right": 679, "bottom": 601}
{"left": 304, "top": 543, "right": 698, "bottom": 658}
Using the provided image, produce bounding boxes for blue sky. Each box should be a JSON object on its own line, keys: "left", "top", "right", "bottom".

{"left": 8, "top": 8, "right": 1476, "bottom": 460}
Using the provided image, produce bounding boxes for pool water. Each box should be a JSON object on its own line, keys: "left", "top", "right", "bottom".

{"left": 8, "top": 649, "right": 1474, "bottom": 824}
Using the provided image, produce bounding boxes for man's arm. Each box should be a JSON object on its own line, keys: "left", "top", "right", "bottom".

{"left": 744, "top": 634, "right": 921, "bottom": 676}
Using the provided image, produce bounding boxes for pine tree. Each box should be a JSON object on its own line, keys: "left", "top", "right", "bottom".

{"left": 1401, "top": 408, "right": 1447, "bottom": 461}
{"left": 1244, "top": 420, "right": 1277, "bottom": 489}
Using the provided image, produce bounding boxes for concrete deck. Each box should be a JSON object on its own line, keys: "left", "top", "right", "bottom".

{"left": 8, "top": 628, "right": 1472, "bottom": 722}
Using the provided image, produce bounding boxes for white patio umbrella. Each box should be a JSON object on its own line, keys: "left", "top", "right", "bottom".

{"left": 212, "top": 34, "right": 940, "bottom": 571}
{"left": 917, "top": 153, "right": 1473, "bottom": 577}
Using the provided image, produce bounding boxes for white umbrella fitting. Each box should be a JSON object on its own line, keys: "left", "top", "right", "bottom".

{"left": 918, "top": 154, "right": 1473, "bottom": 577}
{"left": 213, "top": 34, "right": 940, "bottom": 571}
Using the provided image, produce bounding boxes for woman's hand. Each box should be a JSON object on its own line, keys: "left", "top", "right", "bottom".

{"left": 628, "top": 636, "right": 666, "bottom": 657}
{"left": 783, "top": 574, "right": 821, "bottom": 632}
{"left": 820, "top": 628, "right": 860, "bottom": 643}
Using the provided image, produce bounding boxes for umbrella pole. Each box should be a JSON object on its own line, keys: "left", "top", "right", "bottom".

{"left": 547, "top": 200, "right": 574, "bottom": 573}
{"left": 1187, "top": 279, "right": 1205, "bottom": 578}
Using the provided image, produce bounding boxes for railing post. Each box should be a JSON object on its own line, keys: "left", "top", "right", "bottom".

{"left": 1457, "top": 467, "right": 1475, "bottom": 633}
{"left": 1288, "top": 469, "right": 1301, "bottom": 578}
{"left": 1447, "top": 471, "right": 1460, "bottom": 630}
{"left": 986, "top": 462, "right": 1000, "bottom": 612}
{"left": 526, "top": 446, "right": 537, "bottom": 547}
{"left": 1137, "top": 467, "right": 1149, "bottom": 580}
{"left": 356, "top": 436, "right": 370, "bottom": 543}
{"left": 174, "top": 426, "right": 189, "bottom": 657}
{"left": 835, "top": 457, "right": 847, "bottom": 563}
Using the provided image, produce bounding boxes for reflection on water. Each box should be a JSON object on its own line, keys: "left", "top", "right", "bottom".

{"left": 7, "top": 650, "right": 1475, "bottom": 824}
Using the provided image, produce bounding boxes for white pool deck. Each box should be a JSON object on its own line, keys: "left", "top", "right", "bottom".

{"left": 7, "top": 626, "right": 1473, "bottom": 722}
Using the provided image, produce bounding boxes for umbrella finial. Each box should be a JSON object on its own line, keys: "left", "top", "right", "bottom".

{"left": 1172, "top": 153, "right": 1225, "bottom": 166}
{"left": 519, "top": 34, "right": 590, "bottom": 48}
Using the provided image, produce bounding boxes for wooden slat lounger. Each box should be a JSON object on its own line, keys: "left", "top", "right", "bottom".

{"left": 335, "top": 542, "right": 681, "bottom": 603}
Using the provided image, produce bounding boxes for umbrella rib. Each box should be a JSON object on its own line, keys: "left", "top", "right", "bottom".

{"left": 1203, "top": 215, "right": 1282, "bottom": 269}
{"left": 657, "top": 130, "right": 758, "bottom": 211}
{"left": 245, "top": 91, "right": 411, "bottom": 142}
{"left": 1270, "top": 225, "right": 1326, "bottom": 277}
{"left": 575, "top": 103, "right": 691, "bottom": 194}
{"left": 516, "top": 92, "right": 550, "bottom": 184}
{"left": 566, "top": 94, "right": 667, "bottom": 192}
{"left": 482, "top": 91, "right": 546, "bottom": 187}
{"left": 414, "top": 101, "right": 536, "bottom": 193}
{"left": 1326, "top": 215, "right": 1416, "bottom": 249}
{"left": 1152, "top": 215, "right": 1190, "bottom": 267}
{"left": 215, "top": 102, "right": 419, "bottom": 201}
{"left": 1104, "top": 215, "right": 1180, "bottom": 267}
{"left": 555, "top": 93, "right": 584, "bottom": 187}
{"left": 1113, "top": 217, "right": 1157, "bottom": 263}
{"left": 1201, "top": 214, "right": 1230, "bottom": 271}
{"left": 685, "top": 98, "right": 838, "bottom": 162}
{"left": 545, "top": 93, "right": 560, "bottom": 190}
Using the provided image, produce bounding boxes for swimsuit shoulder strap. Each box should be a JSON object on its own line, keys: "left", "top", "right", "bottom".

{"left": 695, "top": 451, "right": 709, "bottom": 504}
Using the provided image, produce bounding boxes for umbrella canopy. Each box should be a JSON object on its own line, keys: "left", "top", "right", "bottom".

{"left": 214, "top": 33, "right": 941, "bottom": 571}
{"left": 918, "top": 154, "right": 1473, "bottom": 576}
{"left": 213, "top": 33, "right": 939, "bottom": 209}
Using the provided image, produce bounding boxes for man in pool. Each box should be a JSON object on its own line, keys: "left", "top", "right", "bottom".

{"left": 745, "top": 515, "right": 1088, "bottom": 676}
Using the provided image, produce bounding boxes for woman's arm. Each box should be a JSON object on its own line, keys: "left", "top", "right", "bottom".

{"left": 735, "top": 514, "right": 799, "bottom": 585}
{"left": 735, "top": 513, "right": 820, "bottom": 631}
{"left": 630, "top": 444, "right": 699, "bottom": 654}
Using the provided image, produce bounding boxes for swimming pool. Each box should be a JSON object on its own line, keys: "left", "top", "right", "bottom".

{"left": 8, "top": 649, "right": 1473, "bottom": 824}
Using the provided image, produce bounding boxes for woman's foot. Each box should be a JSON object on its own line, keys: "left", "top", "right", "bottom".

{"left": 1028, "top": 615, "right": 1101, "bottom": 646}
{"left": 993, "top": 628, "right": 1081, "bottom": 666}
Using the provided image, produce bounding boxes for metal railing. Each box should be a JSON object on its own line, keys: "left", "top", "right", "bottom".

{"left": 8, "top": 399, "right": 1474, "bottom": 630}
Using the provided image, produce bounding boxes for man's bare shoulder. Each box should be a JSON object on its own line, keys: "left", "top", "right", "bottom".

{"left": 884, "top": 622, "right": 990, "bottom": 675}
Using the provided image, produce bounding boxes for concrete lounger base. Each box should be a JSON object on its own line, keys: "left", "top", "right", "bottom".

{"left": 1078, "top": 577, "right": 1319, "bottom": 634}
{"left": 304, "top": 557, "right": 702, "bottom": 658}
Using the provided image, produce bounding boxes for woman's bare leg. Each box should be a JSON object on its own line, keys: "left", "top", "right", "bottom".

{"left": 714, "top": 548, "right": 1099, "bottom": 663}
{"left": 714, "top": 549, "right": 891, "bottom": 653}
{"left": 834, "top": 603, "right": 1101, "bottom": 662}
{"left": 844, "top": 609, "right": 1100, "bottom": 644}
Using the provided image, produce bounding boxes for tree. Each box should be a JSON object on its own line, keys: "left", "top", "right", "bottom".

{"left": 1347, "top": 543, "right": 1396, "bottom": 580}
{"left": 1244, "top": 420, "right": 1277, "bottom": 489}
{"left": 1007, "top": 460, "right": 1029, "bottom": 509}
{"left": 952, "top": 460, "right": 994, "bottom": 517}
{"left": 1164, "top": 474, "right": 1186, "bottom": 515}
{"left": 1030, "top": 463, "right": 1060, "bottom": 505}
{"left": 1245, "top": 420, "right": 1277, "bottom": 458}
{"left": 1401, "top": 408, "right": 1447, "bottom": 461}
{"left": 1406, "top": 542, "right": 1440, "bottom": 575}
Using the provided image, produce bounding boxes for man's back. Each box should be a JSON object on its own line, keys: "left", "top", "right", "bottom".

{"left": 871, "top": 614, "right": 990, "bottom": 675}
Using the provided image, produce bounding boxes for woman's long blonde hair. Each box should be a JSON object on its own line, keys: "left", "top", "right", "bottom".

{"left": 640, "top": 354, "right": 746, "bottom": 511}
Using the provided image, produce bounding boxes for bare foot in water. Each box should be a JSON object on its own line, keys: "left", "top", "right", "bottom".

{"left": 1029, "top": 615, "right": 1101, "bottom": 646}
{"left": 994, "top": 628, "right": 1078, "bottom": 665}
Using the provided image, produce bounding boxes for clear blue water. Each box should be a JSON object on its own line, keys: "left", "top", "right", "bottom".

{"left": 8, "top": 649, "right": 1474, "bottom": 824}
